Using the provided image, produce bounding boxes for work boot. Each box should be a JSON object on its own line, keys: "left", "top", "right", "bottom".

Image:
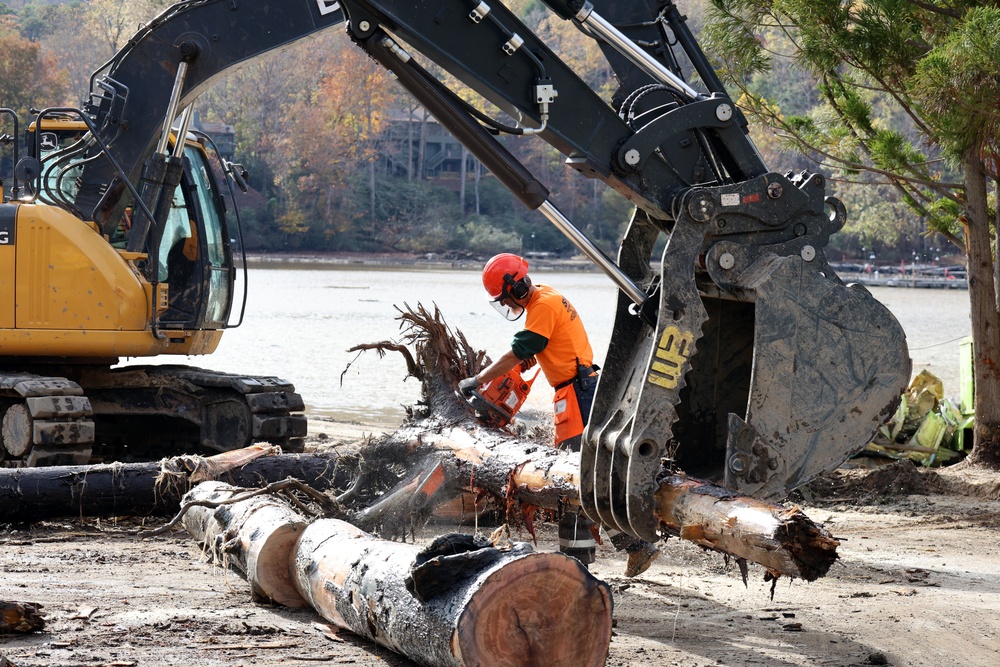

{"left": 606, "top": 528, "right": 635, "bottom": 551}
{"left": 624, "top": 541, "right": 661, "bottom": 577}
{"left": 558, "top": 510, "right": 596, "bottom": 567}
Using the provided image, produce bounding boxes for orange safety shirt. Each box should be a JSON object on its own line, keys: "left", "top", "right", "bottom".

{"left": 521, "top": 284, "right": 593, "bottom": 387}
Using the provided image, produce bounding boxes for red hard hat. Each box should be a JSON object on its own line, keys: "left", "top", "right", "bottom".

{"left": 482, "top": 253, "right": 529, "bottom": 300}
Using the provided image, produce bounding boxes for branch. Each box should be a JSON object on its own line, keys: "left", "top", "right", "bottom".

{"left": 345, "top": 341, "right": 423, "bottom": 380}
{"left": 139, "top": 478, "right": 343, "bottom": 538}
{"left": 902, "top": 0, "right": 963, "bottom": 19}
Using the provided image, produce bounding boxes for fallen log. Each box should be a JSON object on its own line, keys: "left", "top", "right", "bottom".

{"left": 349, "top": 304, "right": 840, "bottom": 581}
{"left": 0, "top": 425, "right": 837, "bottom": 580}
{"left": 0, "top": 448, "right": 352, "bottom": 523}
{"left": 181, "top": 480, "right": 308, "bottom": 607}
{"left": 655, "top": 474, "right": 839, "bottom": 581}
{"left": 365, "top": 424, "right": 839, "bottom": 581}
{"left": 183, "top": 481, "right": 613, "bottom": 667}
{"left": 1, "top": 601, "right": 44, "bottom": 634}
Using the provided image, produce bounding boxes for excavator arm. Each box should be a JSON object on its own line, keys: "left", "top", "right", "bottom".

{"left": 341, "top": 0, "right": 910, "bottom": 542}
{"left": 74, "top": 1, "right": 349, "bottom": 226}
{"left": 67, "top": 0, "right": 909, "bottom": 541}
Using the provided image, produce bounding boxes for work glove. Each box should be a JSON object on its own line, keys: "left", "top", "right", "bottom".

{"left": 519, "top": 356, "right": 537, "bottom": 372}
{"left": 459, "top": 376, "right": 480, "bottom": 396}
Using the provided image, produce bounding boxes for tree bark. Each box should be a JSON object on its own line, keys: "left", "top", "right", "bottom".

{"left": 181, "top": 481, "right": 308, "bottom": 607}
{"left": 1, "top": 600, "right": 45, "bottom": 634}
{"left": 183, "top": 482, "right": 613, "bottom": 667}
{"left": 961, "top": 149, "right": 1000, "bottom": 468}
{"left": 655, "top": 474, "right": 839, "bottom": 581}
{"left": 0, "top": 448, "right": 351, "bottom": 523}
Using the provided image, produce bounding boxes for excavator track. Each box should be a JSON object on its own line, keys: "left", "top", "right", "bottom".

{"left": 0, "top": 374, "right": 96, "bottom": 467}
{"left": 0, "top": 365, "right": 307, "bottom": 467}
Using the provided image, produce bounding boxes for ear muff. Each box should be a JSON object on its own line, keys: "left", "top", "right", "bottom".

{"left": 505, "top": 274, "right": 529, "bottom": 300}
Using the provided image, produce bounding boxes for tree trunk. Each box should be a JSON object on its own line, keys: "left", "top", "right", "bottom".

{"left": 183, "top": 482, "right": 614, "bottom": 667}
{"left": 474, "top": 158, "right": 481, "bottom": 215}
{"left": 993, "top": 176, "right": 999, "bottom": 315}
{"left": 369, "top": 157, "right": 376, "bottom": 226}
{"left": 961, "top": 149, "right": 1000, "bottom": 469}
{"left": 655, "top": 474, "right": 839, "bottom": 581}
{"left": 181, "top": 480, "right": 308, "bottom": 607}
{"left": 407, "top": 102, "right": 416, "bottom": 181}
{"left": 0, "top": 448, "right": 350, "bottom": 523}
{"left": 459, "top": 144, "right": 468, "bottom": 215}
{"left": 371, "top": 423, "right": 839, "bottom": 581}
{"left": 416, "top": 108, "right": 428, "bottom": 180}
{"left": 378, "top": 423, "right": 580, "bottom": 512}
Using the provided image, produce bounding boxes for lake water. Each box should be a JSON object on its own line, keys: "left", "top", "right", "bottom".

{"left": 127, "top": 262, "right": 971, "bottom": 427}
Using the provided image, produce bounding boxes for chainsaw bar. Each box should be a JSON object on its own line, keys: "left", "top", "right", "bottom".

{"left": 468, "top": 390, "right": 518, "bottom": 428}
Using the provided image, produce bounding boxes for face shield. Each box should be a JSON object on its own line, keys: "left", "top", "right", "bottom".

{"left": 490, "top": 296, "right": 525, "bottom": 321}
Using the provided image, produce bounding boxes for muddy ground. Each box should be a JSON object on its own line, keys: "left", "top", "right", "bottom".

{"left": 2, "top": 418, "right": 1000, "bottom": 667}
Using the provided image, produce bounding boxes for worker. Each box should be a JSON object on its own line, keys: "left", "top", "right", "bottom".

{"left": 460, "top": 253, "right": 659, "bottom": 575}
{"left": 459, "top": 253, "right": 595, "bottom": 449}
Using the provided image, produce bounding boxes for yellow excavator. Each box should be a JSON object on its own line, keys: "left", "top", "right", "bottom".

{"left": 1, "top": 0, "right": 910, "bottom": 544}
{"left": 0, "top": 108, "right": 306, "bottom": 466}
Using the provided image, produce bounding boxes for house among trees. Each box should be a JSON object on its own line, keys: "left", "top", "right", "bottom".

{"left": 379, "top": 107, "right": 479, "bottom": 188}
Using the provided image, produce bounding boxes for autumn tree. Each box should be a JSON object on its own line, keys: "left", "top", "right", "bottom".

{"left": 0, "top": 16, "right": 70, "bottom": 117}
{"left": 275, "top": 38, "right": 395, "bottom": 248}
{"left": 83, "top": 0, "right": 173, "bottom": 58}
{"left": 199, "top": 47, "right": 319, "bottom": 198}
{"left": 705, "top": 1, "right": 1000, "bottom": 467}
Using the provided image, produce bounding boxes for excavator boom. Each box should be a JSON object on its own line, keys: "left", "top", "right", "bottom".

{"left": 9, "top": 0, "right": 909, "bottom": 540}
{"left": 333, "top": 0, "right": 912, "bottom": 539}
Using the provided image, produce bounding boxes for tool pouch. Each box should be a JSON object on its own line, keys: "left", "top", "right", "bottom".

{"left": 554, "top": 363, "right": 600, "bottom": 445}
{"left": 553, "top": 383, "right": 584, "bottom": 445}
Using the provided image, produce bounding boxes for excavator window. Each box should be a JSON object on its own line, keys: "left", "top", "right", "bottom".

{"left": 183, "top": 144, "right": 232, "bottom": 328}
{"left": 158, "top": 189, "right": 195, "bottom": 283}
{"left": 156, "top": 144, "right": 233, "bottom": 328}
{"left": 157, "top": 185, "right": 201, "bottom": 324}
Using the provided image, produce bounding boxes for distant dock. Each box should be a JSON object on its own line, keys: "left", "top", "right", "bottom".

{"left": 831, "top": 263, "right": 968, "bottom": 290}
{"left": 844, "top": 276, "right": 968, "bottom": 289}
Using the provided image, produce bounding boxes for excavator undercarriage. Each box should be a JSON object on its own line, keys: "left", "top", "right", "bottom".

{"left": 0, "top": 364, "right": 306, "bottom": 467}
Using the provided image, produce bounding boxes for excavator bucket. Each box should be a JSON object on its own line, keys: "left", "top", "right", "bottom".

{"left": 581, "top": 176, "right": 911, "bottom": 542}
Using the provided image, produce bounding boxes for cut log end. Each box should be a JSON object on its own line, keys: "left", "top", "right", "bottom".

{"left": 775, "top": 509, "right": 841, "bottom": 582}
{"left": 454, "top": 553, "right": 612, "bottom": 667}
{"left": 251, "top": 523, "right": 307, "bottom": 607}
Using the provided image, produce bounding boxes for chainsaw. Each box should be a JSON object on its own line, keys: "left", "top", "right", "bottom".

{"left": 465, "top": 366, "right": 539, "bottom": 428}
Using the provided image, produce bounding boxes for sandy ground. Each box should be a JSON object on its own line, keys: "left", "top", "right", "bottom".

{"left": 3, "top": 419, "right": 1000, "bottom": 667}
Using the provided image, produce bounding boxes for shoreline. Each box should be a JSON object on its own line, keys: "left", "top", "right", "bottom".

{"left": 244, "top": 251, "right": 598, "bottom": 273}
{"left": 306, "top": 414, "right": 401, "bottom": 443}
{"left": 244, "top": 251, "right": 969, "bottom": 288}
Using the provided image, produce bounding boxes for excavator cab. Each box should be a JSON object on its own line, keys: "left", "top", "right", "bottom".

{"left": 25, "top": 116, "right": 238, "bottom": 333}
{"left": 150, "top": 141, "right": 234, "bottom": 329}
